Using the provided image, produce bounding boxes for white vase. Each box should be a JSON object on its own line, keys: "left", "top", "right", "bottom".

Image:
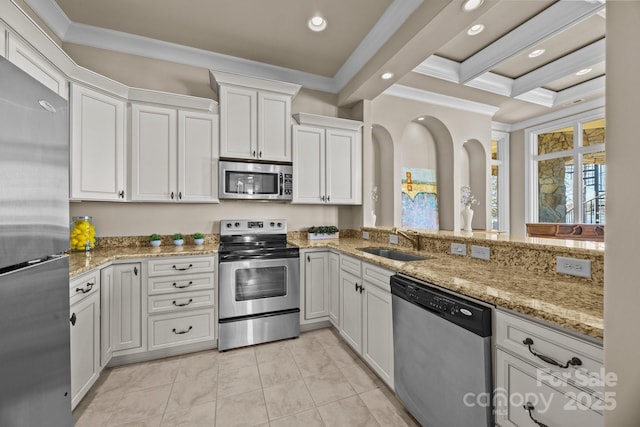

{"left": 461, "top": 205, "right": 474, "bottom": 231}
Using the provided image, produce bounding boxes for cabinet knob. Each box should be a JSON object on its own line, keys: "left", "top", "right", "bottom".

{"left": 133, "top": 266, "right": 138, "bottom": 276}
{"left": 118, "top": 190, "right": 125, "bottom": 198}
{"left": 252, "top": 150, "right": 256, "bottom": 158}
{"left": 171, "top": 192, "right": 175, "bottom": 199}
{"left": 307, "top": 255, "right": 310, "bottom": 262}
{"left": 327, "top": 195, "right": 330, "bottom": 202}
{"left": 321, "top": 195, "right": 325, "bottom": 202}
{"left": 70, "top": 313, "right": 76, "bottom": 326}
{"left": 259, "top": 151, "right": 262, "bottom": 158}
{"left": 178, "top": 192, "right": 182, "bottom": 200}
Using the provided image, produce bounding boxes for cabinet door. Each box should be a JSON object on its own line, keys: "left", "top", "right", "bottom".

{"left": 328, "top": 252, "right": 340, "bottom": 327}
{"left": 495, "top": 350, "right": 604, "bottom": 427}
{"left": 304, "top": 252, "right": 329, "bottom": 320}
{"left": 362, "top": 281, "right": 394, "bottom": 389}
{"left": 326, "top": 128, "right": 361, "bottom": 204}
{"left": 178, "top": 110, "right": 219, "bottom": 202}
{"left": 340, "top": 270, "right": 362, "bottom": 353}
{"left": 0, "top": 23, "right": 6, "bottom": 58}
{"left": 219, "top": 85, "right": 257, "bottom": 159}
{"left": 131, "top": 104, "right": 177, "bottom": 201}
{"left": 112, "top": 264, "right": 142, "bottom": 352}
{"left": 258, "top": 91, "right": 291, "bottom": 161}
{"left": 70, "top": 84, "right": 126, "bottom": 201}
{"left": 69, "top": 290, "right": 100, "bottom": 409}
{"left": 99, "top": 266, "right": 114, "bottom": 368}
{"left": 7, "top": 34, "right": 68, "bottom": 99}
{"left": 292, "top": 125, "right": 325, "bottom": 203}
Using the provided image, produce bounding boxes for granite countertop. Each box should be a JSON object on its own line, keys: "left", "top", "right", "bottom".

{"left": 69, "top": 236, "right": 603, "bottom": 340}
{"left": 288, "top": 237, "right": 603, "bottom": 340}
{"left": 68, "top": 244, "right": 218, "bottom": 277}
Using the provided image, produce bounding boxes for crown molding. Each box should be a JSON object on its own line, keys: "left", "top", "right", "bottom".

{"left": 384, "top": 84, "right": 499, "bottom": 116}
{"left": 553, "top": 76, "right": 605, "bottom": 107}
{"left": 509, "top": 98, "right": 605, "bottom": 132}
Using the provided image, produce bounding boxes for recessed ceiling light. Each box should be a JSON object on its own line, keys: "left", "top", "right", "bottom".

{"left": 308, "top": 15, "right": 327, "bottom": 32}
{"left": 528, "top": 49, "right": 546, "bottom": 58}
{"left": 467, "top": 24, "right": 484, "bottom": 36}
{"left": 462, "top": 0, "right": 484, "bottom": 12}
{"left": 381, "top": 72, "right": 394, "bottom": 80}
{"left": 576, "top": 68, "right": 592, "bottom": 76}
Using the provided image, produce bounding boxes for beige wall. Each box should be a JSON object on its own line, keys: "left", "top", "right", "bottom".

{"left": 369, "top": 94, "right": 492, "bottom": 230}
{"left": 604, "top": 2, "right": 640, "bottom": 426}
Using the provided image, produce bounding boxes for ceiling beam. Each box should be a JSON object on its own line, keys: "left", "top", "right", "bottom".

{"left": 512, "top": 39, "right": 605, "bottom": 97}
{"left": 553, "top": 75, "right": 605, "bottom": 106}
{"left": 459, "top": 0, "right": 605, "bottom": 84}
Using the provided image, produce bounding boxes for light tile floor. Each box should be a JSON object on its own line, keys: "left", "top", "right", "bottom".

{"left": 73, "top": 328, "right": 420, "bottom": 427}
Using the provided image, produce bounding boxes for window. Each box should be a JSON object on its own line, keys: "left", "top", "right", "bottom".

{"left": 491, "top": 130, "right": 510, "bottom": 232}
{"left": 526, "top": 110, "right": 605, "bottom": 225}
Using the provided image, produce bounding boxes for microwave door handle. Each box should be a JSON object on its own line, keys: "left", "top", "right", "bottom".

{"left": 279, "top": 173, "right": 283, "bottom": 196}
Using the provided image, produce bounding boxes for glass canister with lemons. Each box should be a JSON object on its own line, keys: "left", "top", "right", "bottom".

{"left": 70, "top": 216, "right": 96, "bottom": 251}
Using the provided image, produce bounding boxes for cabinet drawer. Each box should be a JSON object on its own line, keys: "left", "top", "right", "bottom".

{"left": 147, "top": 256, "right": 215, "bottom": 277}
{"left": 340, "top": 255, "right": 361, "bottom": 277}
{"left": 148, "top": 309, "right": 215, "bottom": 350}
{"left": 362, "top": 262, "right": 393, "bottom": 292}
{"left": 495, "top": 310, "right": 604, "bottom": 397}
{"left": 148, "top": 290, "right": 215, "bottom": 314}
{"left": 495, "top": 350, "right": 603, "bottom": 427}
{"left": 147, "top": 273, "right": 214, "bottom": 295}
{"left": 69, "top": 270, "right": 100, "bottom": 303}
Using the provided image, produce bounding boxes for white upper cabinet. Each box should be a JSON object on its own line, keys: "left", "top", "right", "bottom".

{"left": 130, "top": 93, "right": 219, "bottom": 203}
{"left": 210, "top": 71, "right": 300, "bottom": 162}
{"left": 70, "top": 83, "right": 127, "bottom": 201}
{"left": 7, "top": 33, "right": 68, "bottom": 99}
{"left": 292, "top": 113, "right": 363, "bottom": 205}
{"left": 0, "top": 23, "right": 6, "bottom": 58}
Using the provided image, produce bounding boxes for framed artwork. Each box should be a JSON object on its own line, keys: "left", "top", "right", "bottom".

{"left": 401, "top": 168, "right": 439, "bottom": 229}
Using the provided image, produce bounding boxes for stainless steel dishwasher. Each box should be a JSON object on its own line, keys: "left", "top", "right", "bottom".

{"left": 391, "top": 274, "right": 493, "bottom": 427}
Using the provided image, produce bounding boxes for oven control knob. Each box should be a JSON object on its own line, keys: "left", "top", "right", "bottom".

{"left": 225, "top": 223, "right": 232, "bottom": 228}
{"left": 234, "top": 222, "right": 240, "bottom": 227}
{"left": 270, "top": 222, "right": 275, "bottom": 227}
{"left": 277, "top": 222, "right": 282, "bottom": 227}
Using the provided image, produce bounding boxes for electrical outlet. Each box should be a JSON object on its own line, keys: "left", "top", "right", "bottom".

{"left": 362, "top": 231, "right": 370, "bottom": 240}
{"left": 557, "top": 256, "right": 591, "bottom": 278}
{"left": 471, "top": 245, "right": 490, "bottom": 260}
{"left": 451, "top": 243, "right": 466, "bottom": 256}
{"left": 389, "top": 234, "right": 399, "bottom": 245}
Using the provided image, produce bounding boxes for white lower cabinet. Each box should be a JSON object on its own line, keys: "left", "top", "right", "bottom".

{"left": 112, "top": 263, "right": 143, "bottom": 354}
{"left": 99, "top": 266, "right": 114, "bottom": 368}
{"left": 495, "top": 309, "right": 604, "bottom": 427}
{"left": 339, "top": 255, "right": 395, "bottom": 389}
{"left": 303, "top": 250, "right": 330, "bottom": 321}
{"left": 328, "top": 252, "right": 340, "bottom": 327}
{"left": 146, "top": 255, "right": 216, "bottom": 351}
{"left": 69, "top": 271, "right": 101, "bottom": 409}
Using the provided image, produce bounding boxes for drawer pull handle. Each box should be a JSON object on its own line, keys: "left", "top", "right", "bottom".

{"left": 172, "top": 264, "right": 193, "bottom": 271}
{"left": 75, "top": 282, "right": 94, "bottom": 294}
{"left": 524, "top": 402, "right": 549, "bottom": 427}
{"left": 172, "top": 326, "right": 193, "bottom": 335}
{"left": 172, "top": 299, "right": 193, "bottom": 307}
{"left": 522, "top": 337, "right": 582, "bottom": 369}
{"left": 173, "top": 281, "right": 193, "bottom": 289}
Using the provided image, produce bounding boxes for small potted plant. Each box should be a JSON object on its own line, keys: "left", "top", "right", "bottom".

{"left": 193, "top": 233, "right": 205, "bottom": 246}
{"left": 172, "top": 233, "right": 184, "bottom": 246}
{"left": 308, "top": 225, "right": 339, "bottom": 240}
{"left": 150, "top": 233, "right": 161, "bottom": 247}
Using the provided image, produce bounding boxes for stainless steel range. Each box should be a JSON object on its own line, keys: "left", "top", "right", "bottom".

{"left": 217, "top": 219, "right": 300, "bottom": 351}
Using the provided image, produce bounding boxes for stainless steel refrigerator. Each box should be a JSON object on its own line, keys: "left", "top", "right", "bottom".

{"left": 0, "top": 57, "right": 74, "bottom": 426}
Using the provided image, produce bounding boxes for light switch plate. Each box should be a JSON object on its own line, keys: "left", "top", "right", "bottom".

{"left": 451, "top": 243, "right": 466, "bottom": 256}
{"left": 362, "top": 231, "right": 370, "bottom": 240}
{"left": 557, "top": 256, "right": 591, "bottom": 278}
{"left": 471, "top": 245, "right": 490, "bottom": 260}
{"left": 389, "top": 234, "right": 399, "bottom": 245}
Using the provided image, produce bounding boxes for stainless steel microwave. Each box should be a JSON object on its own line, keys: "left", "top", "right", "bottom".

{"left": 219, "top": 160, "right": 293, "bottom": 200}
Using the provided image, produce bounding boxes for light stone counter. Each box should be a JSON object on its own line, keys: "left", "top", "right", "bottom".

{"left": 69, "top": 244, "right": 217, "bottom": 277}
{"left": 288, "top": 236, "right": 603, "bottom": 340}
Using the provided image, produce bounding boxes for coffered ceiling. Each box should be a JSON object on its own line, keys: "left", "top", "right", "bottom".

{"left": 24, "top": 0, "right": 606, "bottom": 125}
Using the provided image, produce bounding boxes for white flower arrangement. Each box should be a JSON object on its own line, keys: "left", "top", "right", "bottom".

{"left": 460, "top": 186, "right": 479, "bottom": 207}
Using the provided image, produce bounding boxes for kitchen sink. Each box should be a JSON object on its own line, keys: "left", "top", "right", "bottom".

{"left": 358, "top": 247, "right": 430, "bottom": 262}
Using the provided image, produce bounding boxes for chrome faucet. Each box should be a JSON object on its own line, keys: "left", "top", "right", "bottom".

{"left": 391, "top": 227, "right": 421, "bottom": 251}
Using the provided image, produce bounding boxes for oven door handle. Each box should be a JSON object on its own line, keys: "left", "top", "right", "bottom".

{"left": 220, "top": 253, "right": 299, "bottom": 262}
